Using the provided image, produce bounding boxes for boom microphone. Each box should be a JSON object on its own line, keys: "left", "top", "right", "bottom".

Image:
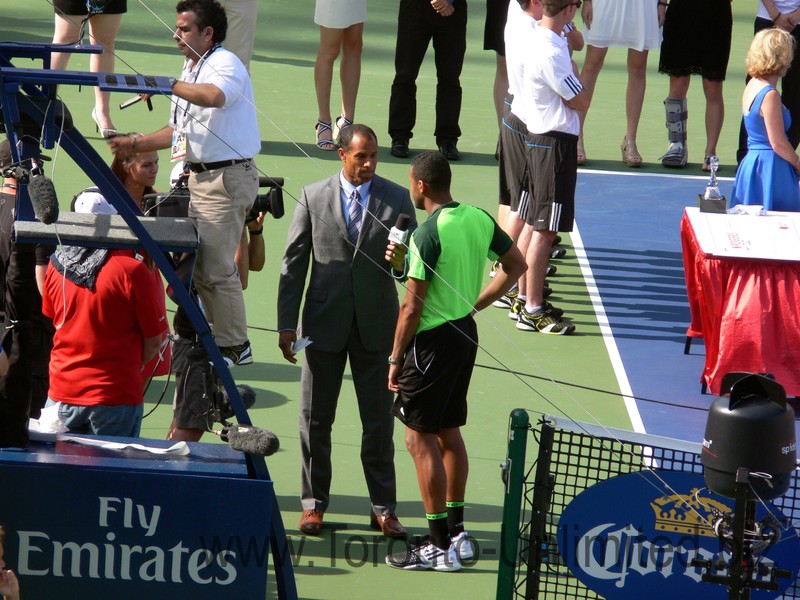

{"left": 27, "top": 173, "right": 60, "bottom": 225}
{"left": 388, "top": 213, "right": 411, "bottom": 245}
{"left": 216, "top": 424, "right": 280, "bottom": 456}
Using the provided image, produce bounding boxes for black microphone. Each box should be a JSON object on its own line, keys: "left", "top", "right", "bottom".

{"left": 216, "top": 424, "right": 280, "bottom": 456}
{"left": 27, "top": 173, "right": 60, "bottom": 225}
{"left": 388, "top": 213, "right": 411, "bottom": 245}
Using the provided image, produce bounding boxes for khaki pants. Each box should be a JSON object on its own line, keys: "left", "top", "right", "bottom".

{"left": 189, "top": 161, "right": 258, "bottom": 347}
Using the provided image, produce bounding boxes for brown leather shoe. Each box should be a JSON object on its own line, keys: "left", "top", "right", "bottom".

{"left": 370, "top": 513, "right": 407, "bottom": 539}
{"left": 299, "top": 509, "right": 324, "bottom": 535}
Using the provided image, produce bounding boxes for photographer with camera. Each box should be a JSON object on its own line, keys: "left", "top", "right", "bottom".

{"left": 165, "top": 174, "right": 283, "bottom": 442}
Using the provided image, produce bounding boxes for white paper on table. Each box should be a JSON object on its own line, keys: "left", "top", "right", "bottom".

{"left": 291, "top": 337, "right": 313, "bottom": 353}
{"left": 59, "top": 435, "right": 191, "bottom": 456}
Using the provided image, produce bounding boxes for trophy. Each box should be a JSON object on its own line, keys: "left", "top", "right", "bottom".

{"left": 699, "top": 155, "right": 726, "bottom": 213}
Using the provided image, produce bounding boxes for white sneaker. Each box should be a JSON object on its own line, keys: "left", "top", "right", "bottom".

{"left": 451, "top": 531, "right": 474, "bottom": 561}
{"left": 386, "top": 540, "right": 462, "bottom": 572}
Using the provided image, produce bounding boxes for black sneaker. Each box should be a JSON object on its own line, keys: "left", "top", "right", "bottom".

{"left": 550, "top": 247, "right": 567, "bottom": 259}
{"left": 552, "top": 235, "right": 562, "bottom": 247}
{"left": 219, "top": 340, "right": 253, "bottom": 366}
{"left": 516, "top": 305, "right": 575, "bottom": 335}
{"left": 546, "top": 264, "right": 557, "bottom": 277}
{"left": 390, "top": 139, "right": 410, "bottom": 158}
{"left": 543, "top": 284, "right": 553, "bottom": 298}
{"left": 493, "top": 287, "right": 518, "bottom": 309}
{"left": 385, "top": 540, "right": 462, "bottom": 572}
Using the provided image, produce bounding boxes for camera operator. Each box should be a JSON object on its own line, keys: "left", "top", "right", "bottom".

{"left": 109, "top": 0, "right": 260, "bottom": 368}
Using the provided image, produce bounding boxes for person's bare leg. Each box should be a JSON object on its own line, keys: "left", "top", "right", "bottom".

{"left": 438, "top": 428, "right": 468, "bottom": 506}
{"left": 497, "top": 204, "right": 510, "bottom": 234}
{"left": 524, "top": 229, "right": 556, "bottom": 309}
{"left": 624, "top": 48, "right": 649, "bottom": 142}
{"left": 516, "top": 222, "right": 533, "bottom": 297}
{"left": 702, "top": 78, "right": 724, "bottom": 159}
{"left": 167, "top": 419, "right": 204, "bottom": 442}
{"left": 339, "top": 22, "right": 363, "bottom": 122}
{"left": 314, "top": 26, "right": 344, "bottom": 145}
{"left": 51, "top": 12, "right": 81, "bottom": 70}
{"left": 88, "top": 14, "right": 122, "bottom": 131}
{"left": 577, "top": 45, "right": 608, "bottom": 155}
{"left": 405, "top": 427, "right": 447, "bottom": 515}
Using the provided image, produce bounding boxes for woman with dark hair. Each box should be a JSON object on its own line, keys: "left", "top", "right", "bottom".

{"left": 730, "top": 28, "right": 800, "bottom": 211}
{"left": 51, "top": 0, "right": 127, "bottom": 138}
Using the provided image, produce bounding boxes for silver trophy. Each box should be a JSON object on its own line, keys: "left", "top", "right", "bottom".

{"left": 699, "top": 155, "right": 726, "bottom": 212}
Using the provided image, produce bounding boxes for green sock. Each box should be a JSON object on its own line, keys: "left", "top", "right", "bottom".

{"left": 446, "top": 501, "right": 465, "bottom": 536}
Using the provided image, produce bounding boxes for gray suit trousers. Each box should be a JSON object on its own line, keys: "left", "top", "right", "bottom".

{"left": 299, "top": 323, "right": 397, "bottom": 514}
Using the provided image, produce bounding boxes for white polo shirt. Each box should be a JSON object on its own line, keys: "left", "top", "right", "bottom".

{"left": 504, "top": 0, "right": 537, "bottom": 123}
{"left": 522, "top": 25, "right": 582, "bottom": 136}
{"left": 757, "top": 0, "right": 800, "bottom": 19}
{"left": 171, "top": 46, "right": 261, "bottom": 163}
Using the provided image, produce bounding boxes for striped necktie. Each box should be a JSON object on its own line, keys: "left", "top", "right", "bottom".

{"left": 347, "top": 189, "right": 363, "bottom": 246}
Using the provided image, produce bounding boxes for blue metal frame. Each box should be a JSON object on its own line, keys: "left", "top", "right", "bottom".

{"left": 0, "top": 41, "right": 297, "bottom": 599}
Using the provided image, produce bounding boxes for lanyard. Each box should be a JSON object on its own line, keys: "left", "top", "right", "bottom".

{"left": 172, "top": 42, "right": 221, "bottom": 128}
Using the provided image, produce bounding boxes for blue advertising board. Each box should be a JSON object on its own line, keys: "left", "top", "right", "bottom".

{"left": 557, "top": 470, "right": 800, "bottom": 599}
{"left": 0, "top": 443, "right": 274, "bottom": 599}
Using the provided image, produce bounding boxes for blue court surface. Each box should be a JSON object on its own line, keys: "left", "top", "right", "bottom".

{"left": 573, "top": 170, "right": 739, "bottom": 442}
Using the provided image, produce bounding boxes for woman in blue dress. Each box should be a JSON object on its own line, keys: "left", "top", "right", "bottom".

{"left": 731, "top": 28, "right": 800, "bottom": 211}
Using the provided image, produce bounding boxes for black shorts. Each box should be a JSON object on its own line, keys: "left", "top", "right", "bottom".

{"left": 484, "top": 0, "right": 511, "bottom": 54}
{"left": 171, "top": 336, "right": 214, "bottom": 432}
{"left": 525, "top": 131, "right": 577, "bottom": 232}
{"left": 392, "top": 315, "right": 478, "bottom": 433}
{"left": 54, "top": 0, "right": 127, "bottom": 15}
{"left": 500, "top": 110, "right": 530, "bottom": 217}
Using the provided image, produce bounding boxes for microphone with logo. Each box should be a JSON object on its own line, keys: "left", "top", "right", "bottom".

{"left": 27, "top": 168, "right": 60, "bottom": 225}
{"left": 388, "top": 213, "right": 411, "bottom": 246}
{"left": 214, "top": 424, "right": 280, "bottom": 457}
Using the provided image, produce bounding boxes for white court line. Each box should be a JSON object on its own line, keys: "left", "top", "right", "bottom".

{"left": 571, "top": 222, "right": 647, "bottom": 434}
{"left": 577, "top": 167, "right": 735, "bottom": 182}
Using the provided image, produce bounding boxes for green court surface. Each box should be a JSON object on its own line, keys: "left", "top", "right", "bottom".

{"left": 2, "top": 1, "right": 758, "bottom": 598}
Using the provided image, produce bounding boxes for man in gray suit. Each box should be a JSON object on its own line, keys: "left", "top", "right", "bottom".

{"left": 278, "top": 124, "right": 416, "bottom": 538}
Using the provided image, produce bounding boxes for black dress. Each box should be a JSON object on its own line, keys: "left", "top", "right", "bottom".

{"left": 484, "top": 0, "right": 510, "bottom": 54}
{"left": 658, "top": 0, "right": 732, "bottom": 81}
{"left": 54, "top": 0, "right": 127, "bottom": 16}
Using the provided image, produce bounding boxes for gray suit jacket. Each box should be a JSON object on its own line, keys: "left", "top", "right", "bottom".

{"left": 278, "top": 173, "right": 417, "bottom": 353}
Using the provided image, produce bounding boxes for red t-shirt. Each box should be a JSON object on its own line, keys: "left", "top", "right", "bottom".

{"left": 42, "top": 250, "right": 169, "bottom": 406}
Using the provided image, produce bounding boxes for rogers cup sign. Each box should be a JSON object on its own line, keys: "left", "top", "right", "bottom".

{"left": 556, "top": 470, "right": 799, "bottom": 600}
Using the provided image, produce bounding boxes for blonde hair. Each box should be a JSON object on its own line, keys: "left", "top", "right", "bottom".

{"left": 746, "top": 28, "right": 796, "bottom": 79}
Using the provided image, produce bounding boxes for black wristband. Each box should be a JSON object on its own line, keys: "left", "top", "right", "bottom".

{"left": 249, "top": 227, "right": 263, "bottom": 235}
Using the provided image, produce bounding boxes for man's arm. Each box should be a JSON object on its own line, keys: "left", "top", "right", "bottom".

{"left": 474, "top": 245, "right": 527, "bottom": 312}
{"left": 277, "top": 188, "right": 313, "bottom": 363}
{"left": 171, "top": 80, "right": 226, "bottom": 108}
{"left": 108, "top": 125, "right": 173, "bottom": 156}
{"left": 142, "top": 334, "right": 163, "bottom": 368}
{"left": 388, "top": 278, "right": 429, "bottom": 392}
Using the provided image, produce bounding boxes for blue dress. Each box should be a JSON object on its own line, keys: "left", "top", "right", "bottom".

{"left": 730, "top": 85, "right": 800, "bottom": 212}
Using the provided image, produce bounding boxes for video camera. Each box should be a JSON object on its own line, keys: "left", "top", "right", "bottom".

{"left": 141, "top": 169, "right": 284, "bottom": 221}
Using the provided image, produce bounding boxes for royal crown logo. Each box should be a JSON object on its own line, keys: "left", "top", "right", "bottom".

{"left": 649, "top": 488, "right": 730, "bottom": 537}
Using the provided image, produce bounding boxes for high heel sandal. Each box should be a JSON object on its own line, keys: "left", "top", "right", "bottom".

{"left": 620, "top": 137, "right": 642, "bottom": 167}
{"left": 701, "top": 156, "right": 712, "bottom": 172}
{"left": 576, "top": 135, "right": 586, "bottom": 166}
{"left": 332, "top": 114, "right": 352, "bottom": 146}
{"left": 92, "top": 108, "right": 117, "bottom": 139}
{"left": 315, "top": 120, "right": 335, "bottom": 151}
